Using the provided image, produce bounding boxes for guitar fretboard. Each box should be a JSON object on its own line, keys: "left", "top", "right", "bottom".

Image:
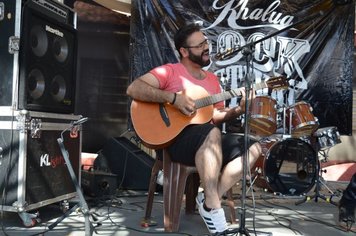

{"left": 195, "top": 89, "right": 242, "bottom": 109}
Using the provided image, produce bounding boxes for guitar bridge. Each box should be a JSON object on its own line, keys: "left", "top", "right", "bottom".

{"left": 159, "top": 103, "right": 171, "bottom": 127}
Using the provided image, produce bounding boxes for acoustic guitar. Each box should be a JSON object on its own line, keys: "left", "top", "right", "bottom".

{"left": 130, "top": 76, "right": 287, "bottom": 148}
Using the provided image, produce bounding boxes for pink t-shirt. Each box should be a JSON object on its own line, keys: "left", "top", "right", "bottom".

{"left": 150, "top": 63, "right": 224, "bottom": 108}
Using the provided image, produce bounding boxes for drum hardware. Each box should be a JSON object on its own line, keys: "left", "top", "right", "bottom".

{"left": 283, "top": 105, "right": 288, "bottom": 135}
{"left": 318, "top": 149, "right": 331, "bottom": 162}
{"left": 246, "top": 166, "right": 266, "bottom": 195}
{"left": 295, "top": 162, "right": 338, "bottom": 206}
{"left": 295, "top": 126, "right": 342, "bottom": 206}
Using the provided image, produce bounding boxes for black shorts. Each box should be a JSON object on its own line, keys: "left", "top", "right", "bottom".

{"left": 165, "top": 123, "right": 257, "bottom": 167}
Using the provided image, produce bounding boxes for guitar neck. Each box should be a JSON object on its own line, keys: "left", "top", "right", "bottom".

{"left": 193, "top": 77, "right": 285, "bottom": 109}
{"left": 195, "top": 88, "right": 242, "bottom": 109}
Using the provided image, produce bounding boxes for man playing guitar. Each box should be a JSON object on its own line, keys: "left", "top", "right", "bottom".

{"left": 127, "top": 23, "right": 262, "bottom": 235}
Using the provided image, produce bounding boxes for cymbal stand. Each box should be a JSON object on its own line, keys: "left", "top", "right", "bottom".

{"left": 283, "top": 104, "right": 293, "bottom": 138}
{"left": 295, "top": 147, "right": 338, "bottom": 206}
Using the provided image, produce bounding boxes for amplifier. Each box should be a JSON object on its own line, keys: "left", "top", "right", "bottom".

{"left": 95, "top": 137, "right": 155, "bottom": 190}
{"left": 81, "top": 170, "right": 117, "bottom": 197}
{"left": 26, "top": 0, "right": 76, "bottom": 26}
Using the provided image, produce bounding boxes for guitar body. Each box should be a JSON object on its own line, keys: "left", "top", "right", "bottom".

{"left": 130, "top": 85, "right": 214, "bottom": 148}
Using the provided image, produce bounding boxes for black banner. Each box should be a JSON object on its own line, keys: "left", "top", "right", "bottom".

{"left": 129, "top": 0, "right": 354, "bottom": 135}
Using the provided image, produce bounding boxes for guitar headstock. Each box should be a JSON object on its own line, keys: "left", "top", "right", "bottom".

{"left": 265, "top": 76, "right": 289, "bottom": 90}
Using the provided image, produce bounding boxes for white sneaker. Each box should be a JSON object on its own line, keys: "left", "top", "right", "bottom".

{"left": 196, "top": 192, "right": 228, "bottom": 234}
{"left": 196, "top": 191, "right": 205, "bottom": 206}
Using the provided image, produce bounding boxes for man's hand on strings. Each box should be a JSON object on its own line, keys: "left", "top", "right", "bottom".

{"left": 236, "top": 87, "right": 255, "bottom": 114}
{"left": 174, "top": 93, "right": 196, "bottom": 116}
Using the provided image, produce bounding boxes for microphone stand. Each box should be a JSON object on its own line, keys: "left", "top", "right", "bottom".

{"left": 232, "top": 44, "right": 272, "bottom": 236}
{"left": 237, "top": 45, "right": 260, "bottom": 236}
{"left": 219, "top": 9, "right": 326, "bottom": 236}
{"left": 53, "top": 117, "right": 95, "bottom": 236}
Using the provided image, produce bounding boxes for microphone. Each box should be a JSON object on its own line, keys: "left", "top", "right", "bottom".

{"left": 72, "top": 117, "right": 89, "bottom": 126}
{"left": 215, "top": 47, "right": 240, "bottom": 60}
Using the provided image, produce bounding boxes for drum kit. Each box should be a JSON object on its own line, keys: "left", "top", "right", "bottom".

{"left": 247, "top": 80, "right": 342, "bottom": 198}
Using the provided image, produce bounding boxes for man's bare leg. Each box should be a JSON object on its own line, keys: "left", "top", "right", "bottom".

{"left": 217, "top": 142, "right": 262, "bottom": 198}
{"left": 195, "top": 127, "right": 223, "bottom": 209}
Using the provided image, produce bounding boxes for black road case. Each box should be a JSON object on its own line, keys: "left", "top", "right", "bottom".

{"left": 0, "top": 110, "right": 81, "bottom": 217}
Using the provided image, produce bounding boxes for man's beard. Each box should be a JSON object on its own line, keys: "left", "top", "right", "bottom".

{"left": 188, "top": 49, "right": 210, "bottom": 67}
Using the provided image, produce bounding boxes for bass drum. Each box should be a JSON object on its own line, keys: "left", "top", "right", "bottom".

{"left": 254, "top": 138, "right": 318, "bottom": 196}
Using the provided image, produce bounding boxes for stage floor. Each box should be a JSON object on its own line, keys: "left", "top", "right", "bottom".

{"left": 0, "top": 180, "right": 355, "bottom": 236}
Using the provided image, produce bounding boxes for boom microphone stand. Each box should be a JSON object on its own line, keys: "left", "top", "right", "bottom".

{"left": 215, "top": 10, "right": 326, "bottom": 236}
{"left": 240, "top": 44, "right": 270, "bottom": 236}
{"left": 232, "top": 43, "right": 272, "bottom": 236}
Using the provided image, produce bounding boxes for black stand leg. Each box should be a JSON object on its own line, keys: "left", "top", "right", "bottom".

{"left": 57, "top": 128, "right": 94, "bottom": 236}
{"left": 295, "top": 161, "right": 337, "bottom": 206}
{"left": 48, "top": 203, "right": 81, "bottom": 230}
{"left": 227, "top": 45, "right": 272, "bottom": 236}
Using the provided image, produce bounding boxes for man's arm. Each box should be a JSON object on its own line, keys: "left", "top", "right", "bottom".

{"left": 211, "top": 88, "right": 252, "bottom": 125}
{"left": 128, "top": 72, "right": 202, "bottom": 117}
{"left": 212, "top": 106, "right": 244, "bottom": 125}
{"left": 126, "top": 73, "right": 176, "bottom": 104}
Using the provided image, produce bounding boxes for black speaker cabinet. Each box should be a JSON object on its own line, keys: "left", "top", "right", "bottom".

{"left": 18, "top": 0, "right": 77, "bottom": 113}
{"left": 95, "top": 137, "right": 155, "bottom": 190}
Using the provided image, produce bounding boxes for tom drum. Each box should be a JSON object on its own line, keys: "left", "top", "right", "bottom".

{"left": 286, "top": 101, "right": 319, "bottom": 137}
{"left": 249, "top": 96, "right": 277, "bottom": 137}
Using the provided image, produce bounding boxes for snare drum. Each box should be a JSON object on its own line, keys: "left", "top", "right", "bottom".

{"left": 252, "top": 138, "right": 317, "bottom": 195}
{"left": 286, "top": 101, "right": 319, "bottom": 137}
{"left": 314, "top": 126, "right": 341, "bottom": 150}
{"left": 249, "top": 96, "right": 277, "bottom": 137}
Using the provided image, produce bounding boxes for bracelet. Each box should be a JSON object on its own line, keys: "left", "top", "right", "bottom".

{"left": 171, "top": 93, "right": 177, "bottom": 105}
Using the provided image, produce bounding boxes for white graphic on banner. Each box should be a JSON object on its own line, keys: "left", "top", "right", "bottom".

{"left": 205, "top": 0, "right": 310, "bottom": 107}
{"left": 206, "top": 0, "right": 294, "bottom": 30}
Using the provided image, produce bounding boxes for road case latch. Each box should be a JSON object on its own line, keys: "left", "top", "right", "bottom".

{"left": 0, "top": 3, "right": 4, "bottom": 21}
{"left": 0, "top": 147, "right": 3, "bottom": 165}
{"left": 9, "top": 36, "right": 20, "bottom": 54}
{"left": 30, "top": 118, "right": 42, "bottom": 138}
